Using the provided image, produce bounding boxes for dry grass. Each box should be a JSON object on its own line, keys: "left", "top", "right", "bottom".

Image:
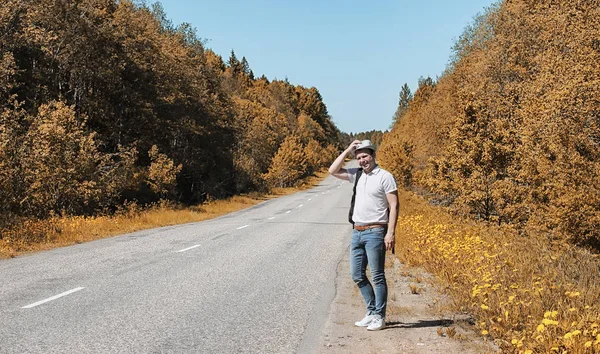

{"left": 0, "top": 171, "right": 328, "bottom": 259}
{"left": 393, "top": 189, "right": 600, "bottom": 353}
{"left": 386, "top": 305, "right": 415, "bottom": 317}
{"left": 409, "top": 284, "right": 423, "bottom": 295}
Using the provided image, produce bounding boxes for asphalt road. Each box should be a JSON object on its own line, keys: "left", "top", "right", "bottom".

{"left": 0, "top": 175, "right": 354, "bottom": 354}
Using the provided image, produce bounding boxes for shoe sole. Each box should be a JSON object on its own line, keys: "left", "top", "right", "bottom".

{"left": 367, "top": 324, "right": 386, "bottom": 331}
{"left": 355, "top": 322, "right": 372, "bottom": 327}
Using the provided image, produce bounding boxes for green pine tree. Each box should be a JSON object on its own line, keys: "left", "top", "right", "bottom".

{"left": 390, "top": 83, "right": 413, "bottom": 128}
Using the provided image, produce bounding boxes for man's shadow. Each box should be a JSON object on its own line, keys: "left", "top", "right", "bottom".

{"left": 385, "top": 318, "right": 456, "bottom": 329}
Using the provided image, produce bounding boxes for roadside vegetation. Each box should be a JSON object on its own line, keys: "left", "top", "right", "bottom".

{"left": 0, "top": 171, "right": 328, "bottom": 259}
{"left": 394, "top": 190, "right": 600, "bottom": 353}
{"left": 3, "top": 0, "right": 600, "bottom": 352}
{"left": 381, "top": 1, "right": 600, "bottom": 353}
{"left": 0, "top": 1, "right": 342, "bottom": 251}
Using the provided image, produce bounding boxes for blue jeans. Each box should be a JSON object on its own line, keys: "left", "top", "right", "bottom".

{"left": 350, "top": 227, "right": 387, "bottom": 318}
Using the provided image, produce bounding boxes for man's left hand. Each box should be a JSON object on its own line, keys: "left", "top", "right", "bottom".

{"left": 384, "top": 233, "right": 395, "bottom": 251}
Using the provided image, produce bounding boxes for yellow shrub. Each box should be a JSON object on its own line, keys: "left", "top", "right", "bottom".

{"left": 395, "top": 190, "right": 600, "bottom": 353}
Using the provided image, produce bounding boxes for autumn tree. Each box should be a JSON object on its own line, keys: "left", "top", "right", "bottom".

{"left": 264, "top": 135, "right": 307, "bottom": 188}
{"left": 0, "top": 103, "right": 27, "bottom": 225}
{"left": 21, "top": 101, "right": 136, "bottom": 217}
{"left": 0, "top": 0, "right": 344, "bottom": 235}
{"left": 147, "top": 145, "right": 182, "bottom": 199}
{"left": 297, "top": 112, "right": 326, "bottom": 145}
{"left": 232, "top": 98, "right": 290, "bottom": 191}
{"left": 379, "top": 0, "right": 600, "bottom": 246}
{"left": 343, "top": 130, "right": 386, "bottom": 148}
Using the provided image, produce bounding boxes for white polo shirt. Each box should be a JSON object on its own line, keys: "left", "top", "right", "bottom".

{"left": 348, "top": 166, "right": 397, "bottom": 225}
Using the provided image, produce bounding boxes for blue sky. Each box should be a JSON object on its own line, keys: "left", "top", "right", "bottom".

{"left": 157, "top": 0, "right": 498, "bottom": 134}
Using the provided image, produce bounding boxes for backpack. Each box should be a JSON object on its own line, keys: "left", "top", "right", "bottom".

{"left": 348, "top": 168, "right": 363, "bottom": 224}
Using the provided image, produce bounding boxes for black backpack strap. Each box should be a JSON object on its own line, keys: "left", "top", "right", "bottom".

{"left": 348, "top": 168, "right": 363, "bottom": 224}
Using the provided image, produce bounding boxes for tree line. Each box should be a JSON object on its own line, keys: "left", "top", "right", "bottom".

{"left": 0, "top": 0, "right": 343, "bottom": 231}
{"left": 341, "top": 130, "right": 385, "bottom": 148}
{"left": 379, "top": 0, "right": 600, "bottom": 247}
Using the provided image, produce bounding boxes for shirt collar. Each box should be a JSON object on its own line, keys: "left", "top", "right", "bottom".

{"left": 365, "top": 165, "right": 381, "bottom": 175}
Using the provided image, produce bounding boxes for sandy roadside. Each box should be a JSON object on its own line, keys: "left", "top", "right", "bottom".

{"left": 316, "top": 248, "right": 500, "bottom": 354}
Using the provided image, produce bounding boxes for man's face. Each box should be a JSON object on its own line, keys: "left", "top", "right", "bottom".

{"left": 355, "top": 149, "right": 375, "bottom": 172}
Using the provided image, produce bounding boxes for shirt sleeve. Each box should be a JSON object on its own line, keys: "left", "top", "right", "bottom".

{"left": 381, "top": 172, "right": 398, "bottom": 194}
{"left": 347, "top": 168, "right": 359, "bottom": 183}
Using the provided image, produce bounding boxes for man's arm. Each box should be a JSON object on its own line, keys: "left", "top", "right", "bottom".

{"left": 329, "top": 140, "right": 361, "bottom": 181}
{"left": 384, "top": 190, "right": 399, "bottom": 251}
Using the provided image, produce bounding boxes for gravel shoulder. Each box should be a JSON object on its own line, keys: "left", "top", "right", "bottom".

{"left": 316, "top": 249, "right": 500, "bottom": 354}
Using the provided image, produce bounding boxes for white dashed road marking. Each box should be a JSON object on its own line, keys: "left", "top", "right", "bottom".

{"left": 177, "top": 244, "right": 201, "bottom": 253}
{"left": 22, "top": 287, "right": 85, "bottom": 309}
{"left": 286, "top": 210, "right": 291, "bottom": 214}
{"left": 268, "top": 217, "right": 275, "bottom": 220}
{"left": 236, "top": 225, "right": 249, "bottom": 230}
{"left": 298, "top": 204, "right": 303, "bottom": 208}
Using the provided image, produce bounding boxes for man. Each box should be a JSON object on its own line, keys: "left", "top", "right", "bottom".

{"left": 328, "top": 139, "right": 398, "bottom": 331}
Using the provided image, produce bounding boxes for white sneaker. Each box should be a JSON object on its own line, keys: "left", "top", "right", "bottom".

{"left": 367, "top": 315, "right": 386, "bottom": 331}
{"left": 355, "top": 313, "right": 377, "bottom": 327}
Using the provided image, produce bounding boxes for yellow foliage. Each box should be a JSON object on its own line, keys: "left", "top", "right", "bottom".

{"left": 232, "top": 97, "right": 291, "bottom": 191}
{"left": 20, "top": 101, "right": 136, "bottom": 217}
{"left": 0, "top": 0, "right": 344, "bottom": 245}
{"left": 394, "top": 188, "right": 600, "bottom": 353}
{"left": 147, "top": 145, "right": 182, "bottom": 197}
{"left": 264, "top": 135, "right": 307, "bottom": 188}
{"left": 380, "top": 0, "right": 600, "bottom": 245}
{"left": 297, "top": 113, "right": 325, "bottom": 145}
